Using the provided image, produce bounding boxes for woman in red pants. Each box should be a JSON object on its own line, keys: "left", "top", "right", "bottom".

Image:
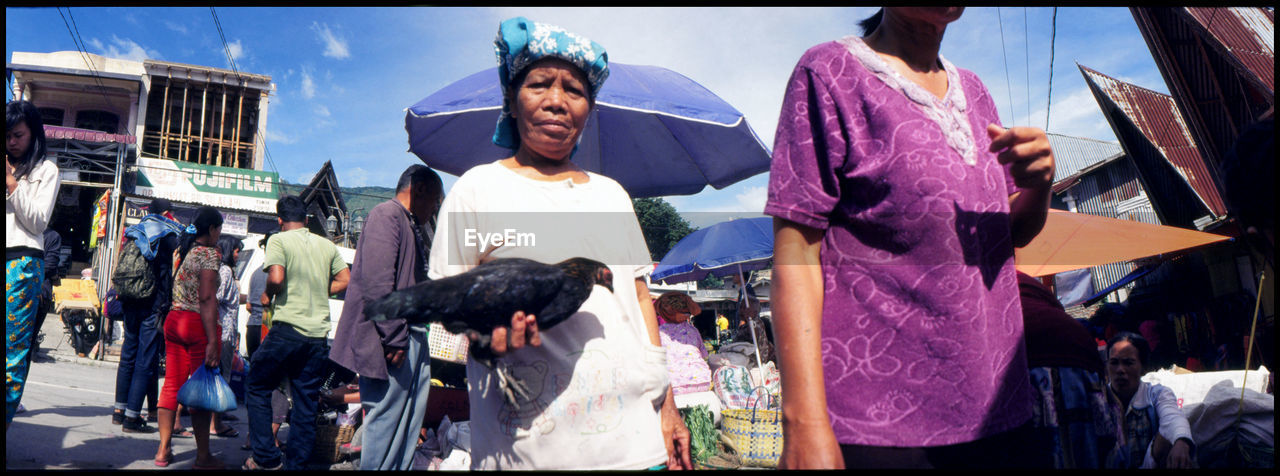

{"left": 153, "top": 206, "right": 225, "bottom": 469}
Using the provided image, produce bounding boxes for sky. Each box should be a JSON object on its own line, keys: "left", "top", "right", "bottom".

{"left": 6, "top": 7, "right": 1171, "bottom": 226}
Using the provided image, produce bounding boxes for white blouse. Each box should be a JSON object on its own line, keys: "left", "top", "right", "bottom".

{"left": 6, "top": 158, "right": 61, "bottom": 251}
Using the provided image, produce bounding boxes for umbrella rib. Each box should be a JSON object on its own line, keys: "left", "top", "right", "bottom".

{"left": 409, "top": 106, "right": 503, "bottom": 119}
{"left": 596, "top": 101, "right": 744, "bottom": 128}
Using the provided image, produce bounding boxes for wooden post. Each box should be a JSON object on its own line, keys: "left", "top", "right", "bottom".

{"left": 233, "top": 85, "right": 244, "bottom": 169}
{"left": 198, "top": 84, "right": 207, "bottom": 165}
{"left": 180, "top": 79, "right": 190, "bottom": 162}
{"left": 159, "top": 75, "right": 171, "bottom": 158}
{"left": 218, "top": 81, "right": 227, "bottom": 167}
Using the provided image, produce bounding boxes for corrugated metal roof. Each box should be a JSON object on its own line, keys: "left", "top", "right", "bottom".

{"left": 1047, "top": 133, "right": 1124, "bottom": 183}
{"left": 1077, "top": 66, "right": 1227, "bottom": 218}
{"left": 1185, "top": 7, "right": 1274, "bottom": 94}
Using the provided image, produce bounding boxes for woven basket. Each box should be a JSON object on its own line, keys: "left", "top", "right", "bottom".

{"left": 312, "top": 424, "right": 356, "bottom": 463}
{"left": 719, "top": 389, "right": 782, "bottom": 468}
{"left": 428, "top": 322, "right": 470, "bottom": 363}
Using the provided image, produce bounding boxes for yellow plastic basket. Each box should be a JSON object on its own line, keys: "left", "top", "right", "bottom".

{"left": 428, "top": 322, "right": 470, "bottom": 364}
{"left": 720, "top": 390, "right": 783, "bottom": 468}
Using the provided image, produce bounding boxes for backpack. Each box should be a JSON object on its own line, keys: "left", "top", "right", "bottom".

{"left": 112, "top": 239, "right": 157, "bottom": 299}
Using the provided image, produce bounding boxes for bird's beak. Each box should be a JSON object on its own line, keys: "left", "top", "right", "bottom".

{"left": 595, "top": 267, "right": 614, "bottom": 293}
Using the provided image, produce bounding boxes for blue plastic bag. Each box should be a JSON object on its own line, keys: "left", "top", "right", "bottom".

{"left": 177, "top": 364, "right": 238, "bottom": 412}
{"left": 228, "top": 353, "right": 249, "bottom": 404}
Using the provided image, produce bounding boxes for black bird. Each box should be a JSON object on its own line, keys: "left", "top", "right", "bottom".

{"left": 365, "top": 257, "right": 614, "bottom": 405}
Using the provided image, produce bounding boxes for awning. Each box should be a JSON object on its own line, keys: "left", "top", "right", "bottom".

{"left": 1015, "top": 209, "right": 1233, "bottom": 277}
{"left": 44, "top": 125, "right": 136, "bottom": 144}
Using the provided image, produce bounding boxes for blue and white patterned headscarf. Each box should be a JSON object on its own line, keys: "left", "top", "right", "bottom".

{"left": 492, "top": 17, "right": 609, "bottom": 150}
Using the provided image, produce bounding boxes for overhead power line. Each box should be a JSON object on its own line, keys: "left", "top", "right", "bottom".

{"left": 55, "top": 7, "right": 114, "bottom": 109}
{"left": 996, "top": 7, "right": 1017, "bottom": 126}
{"left": 1023, "top": 7, "right": 1032, "bottom": 127}
{"left": 209, "top": 7, "right": 280, "bottom": 177}
{"left": 1045, "top": 7, "right": 1058, "bottom": 131}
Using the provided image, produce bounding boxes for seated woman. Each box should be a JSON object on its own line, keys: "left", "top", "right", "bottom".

{"left": 1106, "top": 332, "right": 1196, "bottom": 469}
{"left": 655, "top": 292, "right": 719, "bottom": 422}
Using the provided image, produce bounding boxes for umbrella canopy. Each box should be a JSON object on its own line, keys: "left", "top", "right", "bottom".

{"left": 652, "top": 217, "right": 773, "bottom": 284}
{"left": 1015, "top": 209, "right": 1232, "bottom": 277}
{"left": 405, "top": 63, "right": 771, "bottom": 198}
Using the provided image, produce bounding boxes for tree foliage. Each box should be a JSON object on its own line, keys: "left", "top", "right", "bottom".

{"left": 633, "top": 197, "right": 695, "bottom": 263}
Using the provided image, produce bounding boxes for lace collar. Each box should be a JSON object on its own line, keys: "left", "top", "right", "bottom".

{"left": 838, "top": 35, "right": 978, "bottom": 166}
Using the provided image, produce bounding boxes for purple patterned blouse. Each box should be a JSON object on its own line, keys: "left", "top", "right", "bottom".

{"left": 764, "top": 36, "right": 1033, "bottom": 447}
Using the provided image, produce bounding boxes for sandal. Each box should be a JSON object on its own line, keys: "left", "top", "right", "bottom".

{"left": 215, "top": 425, "right": 239, "bottom": 438}
{"left": 154, "top": 452, "right": 174, "bottom": 468}
{"left": 242, "top": 456, "right": 283, "bottom": 470}
{"left": 171, "top": 427, "right": 195, "bottom": 439}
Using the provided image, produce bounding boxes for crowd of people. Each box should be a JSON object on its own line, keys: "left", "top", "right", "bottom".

{"left": 7, "top": 7, "right": 1273, "bottom": 470}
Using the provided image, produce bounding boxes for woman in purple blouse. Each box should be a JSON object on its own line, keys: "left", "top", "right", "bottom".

{"left": 765, "top": 8, "right": 1055, "bottom": 469}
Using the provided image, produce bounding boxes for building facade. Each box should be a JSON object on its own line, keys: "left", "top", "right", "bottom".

{"left": 8, "top": 50, "right": 277, "bottom": 303}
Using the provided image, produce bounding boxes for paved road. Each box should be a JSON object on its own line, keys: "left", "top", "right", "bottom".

{"left": 6, "top": 313, "right": 348, "bottom": 470}
{"left": 5, "top": 314, "right": 256, "bottom": 470}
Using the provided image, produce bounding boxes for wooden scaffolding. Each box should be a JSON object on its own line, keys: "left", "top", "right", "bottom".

{"left": 140, "top": 72, "right": 264, "bottom": 169}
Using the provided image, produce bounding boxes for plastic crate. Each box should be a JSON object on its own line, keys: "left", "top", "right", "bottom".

{"left": 428, "top": 322, "right": 470, "bottom": 364}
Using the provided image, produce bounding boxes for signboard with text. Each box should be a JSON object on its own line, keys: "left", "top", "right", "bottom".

{"left": 222, "top": 212, "right": 248, "bottom": 237}
{"left": 134, "top": 156, "right": 279, "bottom": 214}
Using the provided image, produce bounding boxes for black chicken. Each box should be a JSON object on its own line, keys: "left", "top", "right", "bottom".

{"left": 365, "top": 257, "right": 614, "bottom": 406}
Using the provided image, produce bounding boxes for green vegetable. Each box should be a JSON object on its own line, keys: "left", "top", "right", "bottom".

{"left": 679, "top": 404, "right": 719, "bottom": 464}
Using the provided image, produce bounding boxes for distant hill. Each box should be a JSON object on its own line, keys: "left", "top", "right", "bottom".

{"left": 278, "top": 179, "right": 394, "bottom": 220}
{"left": 342, "top": 186, "right": 396, "bottom": 217}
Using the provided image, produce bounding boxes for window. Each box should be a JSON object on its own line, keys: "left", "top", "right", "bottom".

{"left": 74, "top": 110, "right": 120, "bottom": 134}
{"left": 235, "top": 249, "right": 255, "bottom": 280}
{"left": 38, "top": 107, "right": 65, "bottom": 127}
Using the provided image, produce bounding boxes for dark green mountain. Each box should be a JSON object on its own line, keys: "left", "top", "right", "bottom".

{"left": 278, "top": 179, "right": 394, "bottom": 221}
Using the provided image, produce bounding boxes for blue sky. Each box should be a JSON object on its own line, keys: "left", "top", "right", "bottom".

{"left": 6, "top": 7, "right": 1168, "bottom": 224}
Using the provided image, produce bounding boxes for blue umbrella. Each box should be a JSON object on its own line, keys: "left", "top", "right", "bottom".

{"left": 654, "top": 216, "right": 773, "bottom": 369}
{"left": 405, "top": 63, "right": 771, "bottom": 198}
{"left": 652, "top": 217, "right": 773, "bottom": 284}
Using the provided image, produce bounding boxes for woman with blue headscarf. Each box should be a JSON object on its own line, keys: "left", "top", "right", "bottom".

{"left": 427, "top": 17, "right": 691, "bottom": 470}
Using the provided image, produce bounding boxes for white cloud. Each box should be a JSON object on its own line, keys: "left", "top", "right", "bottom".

{"left": 311, "top": 22, "right": 351, "bottom": 59}
{"left": 314, "top": 104, "right": 331, "bottom": 117}
{"left": 164, "top": 21, "right": 188, "bottom": 34}
{"left": 264, "top": 128, "right": 297, "bottom": 145}
{"left": 227, "top": 39, "right": 246, "bottom": 61}
{"left": 295, "top": 171, "right": 315, "bottom": 185}
{"left": 1038, "top": 86, "right": 1117, "bottom": 142}
{"left": 735, "top": 185, "right": 768, "bottom": 213}
{"left": 342, "top": 167, "right": 370, "bottom": 187}
{"left": 325, "top": 70, "right": 345, "bottom": 95}
{"left": 88, "top": 35, "right": 160, "bottom": 62}
{"left": 216, "top": 39, "right": 247, "bottom": 69}
{"left": 300, "top": 69, "right": 316, "bottom": 99}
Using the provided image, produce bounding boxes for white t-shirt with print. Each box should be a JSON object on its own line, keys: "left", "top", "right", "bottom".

{"left": 428, "top": 161, "right": 669, "bottom": 470}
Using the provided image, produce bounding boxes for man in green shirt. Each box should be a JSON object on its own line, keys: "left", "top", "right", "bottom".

{"left": 244, "top": 195, "right": 350, "bottom": 470}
